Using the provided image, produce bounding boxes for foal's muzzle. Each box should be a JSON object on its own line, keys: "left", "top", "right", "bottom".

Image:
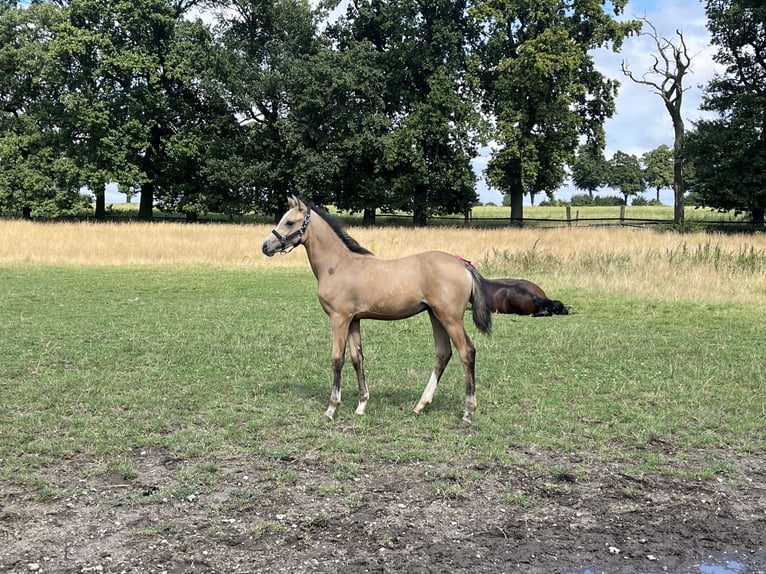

{"left": 262, "top": 229, "right": 288, "bottom": 257}
{"left": 262, "top": 239, "right": 277, "bottom": 257}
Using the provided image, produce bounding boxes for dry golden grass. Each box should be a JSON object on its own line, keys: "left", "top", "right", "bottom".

{"left": 2, "top": 219, "right": 765, "bottom": 304}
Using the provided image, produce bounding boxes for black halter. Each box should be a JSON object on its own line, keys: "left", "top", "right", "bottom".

{"left": 271, "top": 205, "right": 311, "bottom": 253}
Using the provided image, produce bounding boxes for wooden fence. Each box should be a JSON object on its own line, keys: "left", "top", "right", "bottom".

{"left": 44, "top": 204, "right": 761, "bottom": 231}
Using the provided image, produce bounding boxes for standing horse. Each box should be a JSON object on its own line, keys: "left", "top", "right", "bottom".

{"left": 262, "top": 196, "right": 492, "bottom": 425}
{"left": 485, "top": 278, "right": 569, "bottom": 316}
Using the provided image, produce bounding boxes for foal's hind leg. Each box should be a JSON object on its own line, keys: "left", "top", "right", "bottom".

{"left": 454, "top": 331, "right": 477, "bottom": 425}
{"left": 347, "top": 319, "right": 370, "bottom": 416}
{"left": 435, "top": 313, "right": 477, "bottom": 425}
{"left": 414, "top": 312, "right": 453, "bottom": 414}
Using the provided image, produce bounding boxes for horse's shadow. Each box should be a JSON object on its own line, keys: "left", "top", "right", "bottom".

{"left": 264, "top": 371, "right": 466, "bottom": 420}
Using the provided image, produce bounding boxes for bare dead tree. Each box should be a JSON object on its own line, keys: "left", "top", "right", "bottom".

{"left": 622, "top": 18, "right": 694, "bottom": 224}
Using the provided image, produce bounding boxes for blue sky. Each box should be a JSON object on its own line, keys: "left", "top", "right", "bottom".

{"left": 104, "top": 0, "right": 719, "bottom": 206}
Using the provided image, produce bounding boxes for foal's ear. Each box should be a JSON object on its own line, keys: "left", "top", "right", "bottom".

{"left": 287, "top": 195, "right": 299, "bottom": 208}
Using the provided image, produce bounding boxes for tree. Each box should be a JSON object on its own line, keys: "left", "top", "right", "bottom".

{"left": 50, "top": 0, "right": 143, "bottom": 220}
{"left": 572, "top": 144, "right": 608, "bottom": 198}
{"left": 475, "top": 0, "right": 639, "bottom": 224}
{"left": 0, "top": 2, "right": 88, "bottom": 218}
{"left": 621, "top": 18, "right": 693, "bottom": 223}
{"left": 329, "top": 0, "right": 482, "bottom": 225}
{"left": 642, "top": 144, "right": 674, "bottom": 203}
{"left": 288, "top": 40, "right": 391, "bottom": 224}
{"left": 2, "top": 1, "right": 247, "bottom": 221}
{"left": 685, "top": 119, "right": 766, "bottom": 225}
{"left": 219, "top": 0, "right": 320, "bottom": 220}
{"left": 606, "top": 150, "right": 644, "bottom": 204}
{"left": 148, "top": 17, "right": 247, "bottom": 220}
{"left": 21, "top": 0, "right": 243, "bottom": 222}
{"left": 683, "top": 0, "right": 766, "bottom": 227}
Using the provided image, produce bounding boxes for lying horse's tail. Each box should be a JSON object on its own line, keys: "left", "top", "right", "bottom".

{"left": 532, "top": 295, "right": 569, "bottom": 316}
{"left": 467, "top": 265, "right": 493, "bottom": 334}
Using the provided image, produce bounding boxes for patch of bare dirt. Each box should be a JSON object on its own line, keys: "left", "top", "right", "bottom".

{"left": 1, "top": 448, "right": 765, "bottom": 573}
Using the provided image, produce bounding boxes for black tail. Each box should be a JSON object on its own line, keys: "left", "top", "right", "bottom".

{"left": 467, "top": 265, "right": 493, "bottom": 334}
{"left": 532, "top": 295, "right": 569, "bottom": 316}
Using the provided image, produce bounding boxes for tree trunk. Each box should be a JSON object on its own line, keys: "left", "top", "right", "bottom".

{"left": 413, "top": 206, "right": 427, "bottom": 226}
{"left": 672, "top": 153, "right": 684, "bottom": 223}
{"left": 139, "top": 129, "right": 163, "bottom": 221}
{"left": 509, "top": 187, "right": 523, "bottom": 225}
{"left": 94, "top": 184, "right": 106, "bottom": 221}
{"left": 362, "top": 208, "right": 376, "bottom": 225}
{"left": 413, "top": 184, "right": 428, "bottom": 226}
{"left": 138, "top": 181, "right": 154, "bottom": 220}
{"left": 671, "top": 114, "right": 685, "bottom": 224}
{"left": 22, "top": 205, "right": 31, "bottom": 220}
{"left": 508, "top": 157, "right": 524, "bottom": 226}
{"left": 752, "top": 207, "right": 765, "bottom": 229}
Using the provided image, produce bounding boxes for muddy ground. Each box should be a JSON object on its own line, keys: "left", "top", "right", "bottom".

{"left": 1, "top": 448, "right": 765, "bottom": 574}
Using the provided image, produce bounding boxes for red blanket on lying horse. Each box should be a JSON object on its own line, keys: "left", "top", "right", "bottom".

{"left": 485, "top": 278, "right": 569, "bottom": 316}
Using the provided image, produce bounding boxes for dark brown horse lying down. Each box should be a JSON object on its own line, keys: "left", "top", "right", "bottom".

{"left": 485, "top": 278, "right": 569, "bottom": 316}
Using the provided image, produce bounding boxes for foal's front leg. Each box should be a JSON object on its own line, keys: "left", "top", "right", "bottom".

{"left": 347, "top": 319, "right": 370, "bottom": 416}
{"left": 325, "top": 315, "right": 350, "bottom": 421}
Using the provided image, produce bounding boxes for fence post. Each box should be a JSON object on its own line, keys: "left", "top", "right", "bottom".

{"left": 566, "top": 206, "right": 572, "bottom": 227}
{"left": 620, "top": 205, "right": 626, "bottom": 225}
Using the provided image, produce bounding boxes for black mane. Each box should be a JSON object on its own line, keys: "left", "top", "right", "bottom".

{"left": 305, "top": 200, "right": 373, "bottom": 255}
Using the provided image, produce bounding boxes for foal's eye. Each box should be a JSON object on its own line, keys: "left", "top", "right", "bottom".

{"left": 285, "top": 220, "right": 295, "bottom": 227}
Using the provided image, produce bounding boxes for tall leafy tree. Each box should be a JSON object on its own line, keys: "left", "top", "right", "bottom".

{"left": 685, "top": 119, "right": 765, "bottom": 224}
{"left": 475, "top": 0, "right": 639, "bottom": 223}
{"left": 684, "top": 0, "right": 766, "bottom": 227}
{"left": 606, "top": 150, "right": 644, "bottom": 204}
{"left": 329, "top": 0, "right": 483, "bottom": 225}
{"left": 571, "top": 144, "right": 608, "bottom": 198}
{"left": 218, "top": 0, "right": 320, "bottom": 219}
{"left": 50, "top": 0, "right": 142, "bottom": 219}
{"left": 0, "top": 2, "right": 87, "bottom": 218}
{"left": 149, "top": 17, "right": 247, "bottom": 220}
{"left": 288, "top": 40, "right": 391, "bottom": 223}
{"left": 56, "top": 0, "right": 232, "bottom": 220}
{"left": 642, "top": 144, "right": 674, "bottom": 203}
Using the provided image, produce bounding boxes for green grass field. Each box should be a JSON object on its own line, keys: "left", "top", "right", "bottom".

{"left": 2, "top": 265, "right": 764, "bottom": 491}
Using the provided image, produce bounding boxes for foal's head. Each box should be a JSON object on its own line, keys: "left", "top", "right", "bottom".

{"left": 262, "top": 195, "right": 311, "bottom": 256}
{"left": 262, "top": 195, "right": 373, "bottom": 257}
